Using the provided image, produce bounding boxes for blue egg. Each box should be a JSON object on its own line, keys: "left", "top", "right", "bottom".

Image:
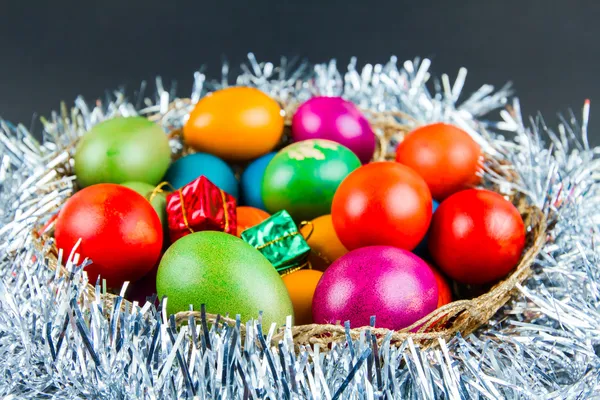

{"left": 240, "top": 152, "right": 276, "bottom": 210}
{"left": 413, "top": 200, "right": 440, "bottom": 257}
{"left": 164, "top": 153, "right": 239, "bottom": 198}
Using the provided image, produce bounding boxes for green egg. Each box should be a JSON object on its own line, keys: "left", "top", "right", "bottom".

{"left": 75, "top": 116, "right": 172, "bottom": 187}
{"left": 156, "top": 231, "right": 294, "bottom": 327}
{"left": 121, "top": 181, "right": 168, "bottom": 230}
{"left": 261, "top": 139, "right": 361, "bottom": 221}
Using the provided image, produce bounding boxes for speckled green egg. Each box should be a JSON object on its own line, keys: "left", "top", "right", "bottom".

{"left": 261, "top": 139, "right": 361, "bottom": 221}
{"left": 156, "top": 231, "right": 294, "bottom": 326}
{"left": 121, "top": 181, "right": 167, "bottom": 230}
{"left": 75, "top": 116, "right": 172, "bottom": 187}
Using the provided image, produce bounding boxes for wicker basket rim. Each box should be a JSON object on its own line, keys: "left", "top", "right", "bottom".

{"left": 31, "top": 101, "right": 547, "bottom": 350}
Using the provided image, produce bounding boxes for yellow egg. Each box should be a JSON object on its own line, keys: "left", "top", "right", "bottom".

{"left": 183, "top": 87, "right": 284, "bottom": 162}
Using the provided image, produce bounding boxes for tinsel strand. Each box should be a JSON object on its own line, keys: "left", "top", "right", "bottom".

{"left": 0, "top": 53, "right": 598, "bottom": 398}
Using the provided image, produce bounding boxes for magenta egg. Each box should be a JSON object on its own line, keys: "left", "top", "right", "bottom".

{"left": 291, "top": 97, "right": 376, "bottom": 164}
{"left": 312, "top": 246, "right": 438, "bottom": 330}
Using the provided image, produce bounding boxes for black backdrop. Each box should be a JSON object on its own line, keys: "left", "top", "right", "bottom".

{"left": 2, "top": 1, "right": 599, "bottom": 144}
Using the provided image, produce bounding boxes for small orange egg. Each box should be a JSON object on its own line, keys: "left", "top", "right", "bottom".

{"left": 282, "top": 269, "right": 323, "bottom": 325}
{"left": 300, "top": 214, "right": 348, "bottom": 271}
{"left": 183, "top": 87, "right": 284, "bottom": 162}
{"left": 236, "top": 206, "right": 270, "bottom": 237}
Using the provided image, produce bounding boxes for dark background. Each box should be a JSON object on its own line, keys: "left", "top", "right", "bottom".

{"left": 1, "top": 1, "right": 599, "bottom": 144}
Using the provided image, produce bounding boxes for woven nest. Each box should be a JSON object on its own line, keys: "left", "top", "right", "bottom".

{"left": 32, "top": 98, "right": 547, "bottom": 350}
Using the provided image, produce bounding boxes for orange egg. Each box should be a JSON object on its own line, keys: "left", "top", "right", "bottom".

{"left": 236, "top": 206, "right": 270, "bottom": 237}
{"left": 282, "top": 269, "right": 323, "bottom": 325}
{"left": 183, "top": 87, "right": 284, "bottom": 162}
{"left": 395, "top": 123, "right": 482, "bottom": 200}
{"left": 300, "top": 214, "right": 348, "bottom": 272}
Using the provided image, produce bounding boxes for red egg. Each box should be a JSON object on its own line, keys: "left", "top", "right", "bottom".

{"left": 331, "top": 162, "right": 432, "bottom": 251}
{"left": 426, "top": 262, "right": 453, "bottom": 307}
{"left": 428, "top": 189, "right": 526, "bottom": 285}
{"left": 395, "top": 122, "right": 482, "bottom": 201}
{"left": 55, "top": 183, "right": 163, "bottom": 289}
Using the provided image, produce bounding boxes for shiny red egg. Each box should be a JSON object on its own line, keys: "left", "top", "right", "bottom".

{"left": 428, "top": 189, "right": 525, "bottom": 285}
{"left": 55, "top": 183, "right": 163, "bottom": 289}
{"left": 395, "top": 122, "right": 482, "bottom": 201}
{"left": 332, "top": 162, "right": 432, "bottom": 251}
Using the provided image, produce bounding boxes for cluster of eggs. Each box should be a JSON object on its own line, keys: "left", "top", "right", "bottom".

{"left": 53, "top": 85, "right": 526, "bottom": 331}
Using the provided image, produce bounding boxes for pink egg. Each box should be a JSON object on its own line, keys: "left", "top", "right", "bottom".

{"left": 291, "top": 97, "right": 376, "bottom": 164}
{"left": 312, "top": 246, "right": 438, "bottom": 330}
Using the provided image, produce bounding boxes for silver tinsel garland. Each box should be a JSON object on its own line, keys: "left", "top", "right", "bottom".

{"left": 0, "top": 54, "right": 599, "bottom": 399}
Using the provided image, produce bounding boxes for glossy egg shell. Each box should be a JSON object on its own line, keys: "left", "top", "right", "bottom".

{"left": 291, "top": 96, "right": 376, "bottom": 163}
{"left": 331, "top": 161, "right": 432, "bottom": 251}
{"left": 262, "top": 139, "right": 361, "bottom": 221}
{"left": 428, "top": 189, "right": 526, "bottom": 285}
{"left": 55, "top": 183, "right": 163, "bottom": 289}
{"left": 395, "top": 122, "right": 482, "bottom": 200}
{"left": 183, "top": 87, "right": 284, "bottom": 162}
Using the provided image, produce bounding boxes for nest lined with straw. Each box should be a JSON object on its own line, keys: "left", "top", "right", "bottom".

{"left": 32, "top": 97, "right": 547, "bottom": 350}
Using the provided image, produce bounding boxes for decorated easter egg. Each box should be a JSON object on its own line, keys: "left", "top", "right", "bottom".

{"left": 236, "top": 206, "right": 270, "bottom": 237}
{"left": 395, "top": 122, "right": 482, "bottom": 200}
{"left": 413, "top": 200, "right": 440, "bottom": 257}
{"left": 262, "top": 139, "right": 361, "bottom": 221}
{"left": 312, "top": 246, "right": 438, "bottom": 330}
{"left": 282, "top": 269, "right": 323, "bottom": 325}
{"left": 156, "top": 231, "right": 294, "bottom": 326}
{"left": 300, "top": 214, "right": 348, "bottom": 271}
{"left": 75, "top": 116, "right": 171, "bottom": 187}
{"left": 240, "top": 152, "right": 276, "bottom": 209}
{"left": 428, "top": 189, "right": 526, "bottom": 285}
{"left": 426, "top": 262, "right": 453, "bottom": 307}
{"left": 121, "top": 181, "right": 167, "bottom": 230}
{"left": 164, "top": 153, "right": 238, "bottom": 198}
{"left": 331, "top": 162, "right": 432, "bottom": 251}
{"left": 291, "top": 97, "right": 376, "bottom": 163}
{"left": 183, "top": 87, "right": 284, "bottom": 162}
{"left": 55, "top": 184, "right": 163, "bottom": 288}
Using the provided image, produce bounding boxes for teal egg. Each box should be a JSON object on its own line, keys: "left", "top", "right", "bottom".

{"left": 156, "top": 231, "right": 294, "bottom": 327}
{"left": 164, "top": 153, "right": 239, "bottom": 198}
{"left": 261, "top": 139, "right": 361, "bottom": 221}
